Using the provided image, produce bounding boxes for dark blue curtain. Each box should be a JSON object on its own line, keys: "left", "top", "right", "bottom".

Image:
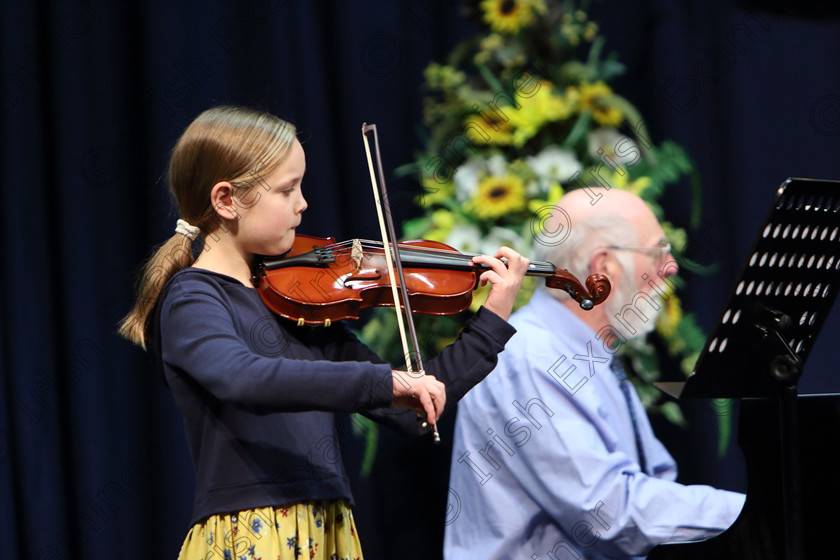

{"left": 3, "top": 1, "right": 840, "bottom": 559}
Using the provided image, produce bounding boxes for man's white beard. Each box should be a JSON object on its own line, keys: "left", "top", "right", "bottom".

{"left": 603, "top": 260, "right": 663, "bottom": 341}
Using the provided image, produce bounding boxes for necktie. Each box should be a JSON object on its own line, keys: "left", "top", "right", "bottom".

{"left": 610, "top": 358, "right": 648, "bottom": 474}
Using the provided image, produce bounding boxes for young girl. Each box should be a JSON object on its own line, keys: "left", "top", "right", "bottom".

{"left": 119, "top": 105, "right": 528, "bottom": 560}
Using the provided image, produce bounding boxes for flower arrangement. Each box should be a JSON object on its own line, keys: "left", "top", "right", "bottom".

{"left": 358, "top": 0, "right": 728, "bottom": 466}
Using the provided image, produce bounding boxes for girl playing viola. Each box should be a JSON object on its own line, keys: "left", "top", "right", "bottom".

{"left": 119, "top": 105, "right": 528, "bottom": 560}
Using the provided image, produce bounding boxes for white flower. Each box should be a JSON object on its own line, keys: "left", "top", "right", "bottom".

{"left": 453, "top": 154, "right": 511, "bottom": 202}
{"left": 525, "top": 178, "right": 542, "bottom": 197}
{"left": 453, "top": 158, "right": 485, "bottom": 202}
{"left": 526, "top": 146, "right": 582, "bottom": 184}
{"left": 486, "top": 154, "right": 508, "bottom": 177}
{"left": 587, "top": 128, "right": 641, "bottom": 168}
{"left": 444, "top": 222, "right": 483, "bottom": 254}
{"left": 480, "top": 226, "right": 528, "bottom": 256}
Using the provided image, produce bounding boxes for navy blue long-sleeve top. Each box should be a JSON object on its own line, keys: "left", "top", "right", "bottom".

{"left": 149, "top": 268, "right": 516, "bottom": 525}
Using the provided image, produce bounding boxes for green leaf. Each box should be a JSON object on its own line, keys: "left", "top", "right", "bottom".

{"left": 562, "top": 110, "right": 592, "bottom": 150}
{"left": 660, "top": 401, "right": 688, "bottom": 428}
{"left": 352, "top": 414, "right": 380, "bottom": 477}
{"left": 394, "top": 161, "right": 420, "bottom": 178}
{"left": 476, "top": 63, "right": 508, "bottom": 100}
{"left": 402, "top": 217, "right": 433, "bottom": 239}
{"left": 605, "top": 93, "right": 656, "bottom": 163}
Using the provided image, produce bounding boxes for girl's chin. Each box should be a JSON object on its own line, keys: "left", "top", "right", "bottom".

{"left": 270, "top": 235, "right": 296, "bottom": 256}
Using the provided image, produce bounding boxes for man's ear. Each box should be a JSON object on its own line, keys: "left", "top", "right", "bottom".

{"left": 209, "top": 181, "right": 241, "bottom": 221}
{"left": 590, "top": 248, "right": 621, "bottom": 280}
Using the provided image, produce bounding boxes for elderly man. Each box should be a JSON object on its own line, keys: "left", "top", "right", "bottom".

{"left": 444, "top": 188, "right": 744, "bottom": 560}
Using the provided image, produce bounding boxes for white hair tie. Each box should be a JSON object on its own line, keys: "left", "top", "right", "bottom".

{"left": 175, "top": 219, "right": 200, "bottom": 240}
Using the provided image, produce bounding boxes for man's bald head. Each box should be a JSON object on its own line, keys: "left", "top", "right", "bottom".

{"left": 534, "top": 187, "right": 674, "bottom": 334}
{"left": 552, "top": 188, "right": 657, "bottom": 234}
{"left": 535, "top": 188, "right": 656, "bottom": 271}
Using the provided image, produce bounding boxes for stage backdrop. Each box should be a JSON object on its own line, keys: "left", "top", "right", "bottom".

{"left": 2, "top": 1, "right": 840, "bottom": 559}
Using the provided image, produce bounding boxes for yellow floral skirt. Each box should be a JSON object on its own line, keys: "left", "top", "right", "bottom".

{"left": 177, "top": 500, "right": 364, "bottom": 560}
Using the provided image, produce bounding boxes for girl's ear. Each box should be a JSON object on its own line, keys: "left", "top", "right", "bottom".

{"left": 209, "top": 181, "right": 241, "bottom": 221}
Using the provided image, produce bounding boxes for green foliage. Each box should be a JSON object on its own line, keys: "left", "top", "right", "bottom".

{"left": 359, "top": 0, "right": 730, "bottom": 455}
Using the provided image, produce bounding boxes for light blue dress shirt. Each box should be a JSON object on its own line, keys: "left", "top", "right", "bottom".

{"left": 444, "top": 290, "right": 745, "bottom": 560}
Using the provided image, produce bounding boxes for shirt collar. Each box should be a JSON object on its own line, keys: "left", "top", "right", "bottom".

{"left": 525, "top": 290, "right": 599, "bottom": 349}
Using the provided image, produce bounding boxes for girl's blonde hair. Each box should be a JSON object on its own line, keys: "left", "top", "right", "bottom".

{"left": 118, "top": 106, "right": 297, "bottom": 348}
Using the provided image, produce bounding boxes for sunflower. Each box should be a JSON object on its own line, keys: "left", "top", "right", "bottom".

{"left": 579, "top": 81, "right": 612, "bottom": 106}
{"left": 471, "top": 174, "right": 527, "bottom": 220}
{"left": 593, "top": 105, "right": 623, "bottom": 127}
{"left": 480, "top": 0, "right": 546, "bottom": 34}
{"left": 579, "top": 81, "right": 624, "bottom": 127}
{"left": 463, "top": 113, "right": 515, "bottom": 146}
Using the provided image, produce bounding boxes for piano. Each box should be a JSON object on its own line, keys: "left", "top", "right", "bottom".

{"left": 651, "top": 179, "right": 840, "bottom": 559}
{"left": 650, "top": 394, "right": 840, "bottom": 559}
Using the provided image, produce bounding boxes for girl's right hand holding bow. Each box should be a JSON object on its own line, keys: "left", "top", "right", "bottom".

{"left": 391, "top": 370, "right": 446, "bottom": 424}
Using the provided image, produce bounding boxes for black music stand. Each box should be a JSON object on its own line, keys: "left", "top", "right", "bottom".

{"left": 656, "top": 177, "right": 840, "bottom": 560}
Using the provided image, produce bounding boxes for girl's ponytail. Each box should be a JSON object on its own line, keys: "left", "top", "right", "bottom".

{"left": 118, "top": 105, "right": 296, "bottom": 349}
{"left": 118, "top": 227, "right": 196, "bottom": 349}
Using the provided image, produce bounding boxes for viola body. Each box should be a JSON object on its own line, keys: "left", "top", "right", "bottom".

{"left": 256, "top": 234, "right": 611, "bottom": 326}
{"left": 258, "top": 234, "right": 483, "bottom": 324}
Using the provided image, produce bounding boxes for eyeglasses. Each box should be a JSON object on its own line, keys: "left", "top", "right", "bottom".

{"left": 603, "top": 240, "right": 672, "bottom": 258}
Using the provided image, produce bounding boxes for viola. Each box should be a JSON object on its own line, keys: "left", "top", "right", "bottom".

{"left": 263, "top": 122, "right": 606, "bottom": 444}
{"left": 255, "top": 233, "right": 611, "bottom": 327}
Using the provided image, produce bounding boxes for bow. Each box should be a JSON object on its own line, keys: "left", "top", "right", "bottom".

{"left": 361, "top": 123, "right": 440, "bottom": 443}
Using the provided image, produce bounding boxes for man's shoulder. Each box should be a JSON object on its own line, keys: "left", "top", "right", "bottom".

{"left": 507, "top": 307, "right": 583, "bottom": 357}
